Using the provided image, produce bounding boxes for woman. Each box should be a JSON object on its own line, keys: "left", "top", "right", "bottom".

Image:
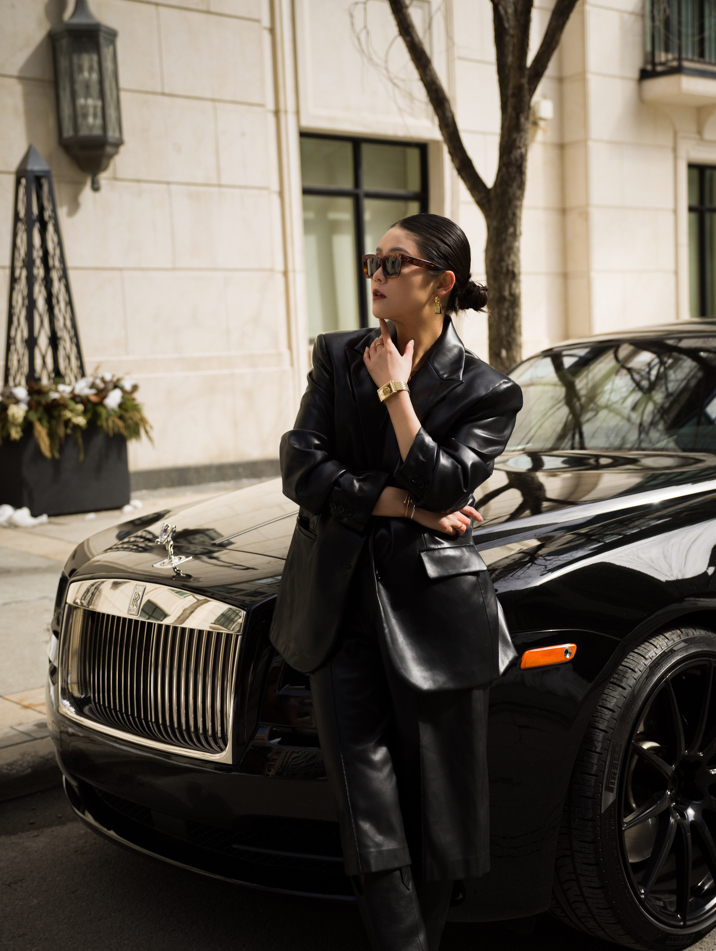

{"left": 269, "top": 214, "right": 523, "bottom": 950}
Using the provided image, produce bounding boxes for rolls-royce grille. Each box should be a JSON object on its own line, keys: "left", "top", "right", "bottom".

{"left": 62, "top": 606, "right": 241, "bottom": 755}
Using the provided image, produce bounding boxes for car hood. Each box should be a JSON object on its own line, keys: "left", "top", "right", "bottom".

{"left": 68, "top": 451, "right": 716, "bottom": 608}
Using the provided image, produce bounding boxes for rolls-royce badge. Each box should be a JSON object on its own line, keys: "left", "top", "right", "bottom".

{"left": 128, "top": 583, "right": 146, "bottom": 616}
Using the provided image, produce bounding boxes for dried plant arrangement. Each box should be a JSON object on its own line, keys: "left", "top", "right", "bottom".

{"left": 0, "top": 373, "right": 152, "bottom": 460}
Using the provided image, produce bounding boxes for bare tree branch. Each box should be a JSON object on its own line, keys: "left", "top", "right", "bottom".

{"left": 491, "top": 0, "right": 513, "bottom": 113}
{"left": 388, "top": 0, "right": 491, "bottom": 211}
{"left": 495, "top": 0, "right": 532, "bottom": 158}
{"left": 527, "top": 0, "right": 580, "bottom": 96}
{"left": 349, "top": 2, "right": 431, "bottom": 113}
{"left": 504, "top": 0, "right": 533, "bottom": 124}
{"left": 492, "top": 0, "right": 515, "bottom": 35}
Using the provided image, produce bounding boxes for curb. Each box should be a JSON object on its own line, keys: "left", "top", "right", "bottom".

{"left": 0, "top": 721, "right": 61, "bottom": 802}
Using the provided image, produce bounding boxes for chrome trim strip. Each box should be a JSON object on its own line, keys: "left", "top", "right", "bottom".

{"left": 66, "top": 579, "right": 245, "bottom": 633}
{"left": 212, "top": 510, "right": 299, "bottom": 546}
{"left": 58, "top": 692, "right": 236, "bottom": 762}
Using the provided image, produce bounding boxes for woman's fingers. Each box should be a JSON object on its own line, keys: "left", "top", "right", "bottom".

{"left": 443, "top": 515, "right": 467, "bottom": 535}
{"left": 460, "top": 505, "right": 483, "bottom": 522}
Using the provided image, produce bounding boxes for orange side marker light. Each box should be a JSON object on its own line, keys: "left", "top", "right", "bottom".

{"left": 520, "top": 643, "right": 577, "bottom": 670}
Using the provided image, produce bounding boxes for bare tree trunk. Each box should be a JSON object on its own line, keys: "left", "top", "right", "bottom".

{"left": 485, "top": 103, "right": 530, "bottom": 370}
{"left": 485, "top": 195, "right": 524, "bottom": 372}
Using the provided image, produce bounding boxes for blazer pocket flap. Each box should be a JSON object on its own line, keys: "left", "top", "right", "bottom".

{"left": 419, "top": 546, "right": 484, "bottom": 580}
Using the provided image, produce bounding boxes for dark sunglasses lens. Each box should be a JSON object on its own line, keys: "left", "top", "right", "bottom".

{"left": 384, "top": 255, "right": 402, "bottom": 277}
{"left": 363, "top": 255, "right": 379, "bottom": 278}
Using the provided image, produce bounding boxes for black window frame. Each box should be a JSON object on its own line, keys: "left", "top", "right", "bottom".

{"left": 300, "top": 132, "right": 429, "bottom": 329}
{"left": 689, "top": 164, "right": 716, "bottom": 317}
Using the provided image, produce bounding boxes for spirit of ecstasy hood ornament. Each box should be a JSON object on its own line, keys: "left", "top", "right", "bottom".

{"left": 153, "top": 522, "right": 192, "bottom": 570}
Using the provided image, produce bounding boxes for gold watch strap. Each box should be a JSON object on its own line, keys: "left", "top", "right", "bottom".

{"left": 377, "top": 380, "right": 410, "bottom": 403}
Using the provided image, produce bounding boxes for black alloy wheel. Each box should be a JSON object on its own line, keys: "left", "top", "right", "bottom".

{"left": 621, "top": 656, "right": 716, "bottom": 928}
{"left": 552, "top": 627, "right": 716, "bottom": 950}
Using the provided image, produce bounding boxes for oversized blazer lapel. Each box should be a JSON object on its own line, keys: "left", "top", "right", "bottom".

{"left": 345, "top": 327, "right": 394, "bottom": 469}
{"left": 344, "top": 317, "right": 466, "bottom": 467}
{"left": 408, "top": 316, "right": 465, "bottom": 429}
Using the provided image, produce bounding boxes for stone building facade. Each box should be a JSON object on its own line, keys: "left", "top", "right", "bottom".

{"left": 0, "top": 0, "right": 710, "bottom": 481}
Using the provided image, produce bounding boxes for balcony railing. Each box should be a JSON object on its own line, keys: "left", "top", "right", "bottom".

{"left": 643, "top": 0, "right": 716, "bottom": 77}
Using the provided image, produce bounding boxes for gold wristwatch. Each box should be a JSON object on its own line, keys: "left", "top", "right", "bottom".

{"left": 377, "top": 380, "right": 410, "bottom": 403}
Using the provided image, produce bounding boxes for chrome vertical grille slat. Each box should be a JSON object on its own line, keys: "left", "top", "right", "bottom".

{"left": 100, "top": 612, "right": 110, "bottom": 711}
{"left": 162, "top": 623, "right": 177, "bottom": 746}
{"left": 214, "top": 632, "right": 227, "bottom": 748}
{"left": 188, "top": 628, "right": 198, "bottom": 742}
{"left": 170, "top": 625, "right": 182, "bottom": 746}
{"left": 119, "top": 616, "right": 130, "bottom": 730}
{"left": 195, "top": 630, "right": 205, "bottom": 747}
{"left": 130, "top": 618, "right": 140, "bottom": 722}
{"left": 116, "top": 616, "right": 128, "bottom": 731}
{"left": 60, "top": 587, "right": 243, "bottom": 760}
{"left": 205, "top": 633, "right": 217, "bottom": 746}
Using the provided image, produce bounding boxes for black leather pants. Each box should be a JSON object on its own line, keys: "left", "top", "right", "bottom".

{"left": 309, "top": 551, "right": 467, "bottom": 949}
{"left": 309, "top": 548, "right": 491, "bottom": 883}
{"left": 309, "top": 550, "right": 420, "bottom": 876}
{"left": 350, "top": 866, "right": 453, "bottom": 951}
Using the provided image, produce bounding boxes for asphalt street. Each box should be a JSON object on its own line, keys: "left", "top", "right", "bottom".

{"left": 3, "top": 788, "right": 716, "bottom": 951}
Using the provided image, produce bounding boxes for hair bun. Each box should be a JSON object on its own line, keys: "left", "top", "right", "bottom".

{"left": 457, "top": 280, "right": 487, "bottom": 312}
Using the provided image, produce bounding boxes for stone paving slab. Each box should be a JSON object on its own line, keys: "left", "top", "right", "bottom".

{"left": 0, "top": 527, "right": 75, "bottom": 563}
{"left": 0, "top": 696, "right": 45, "bottom": 730}
{"left": 0, "top": 724, "right": 47, "bottom": 749}
{"left": 3, "top": 687, "right": 47, "bottom": 713}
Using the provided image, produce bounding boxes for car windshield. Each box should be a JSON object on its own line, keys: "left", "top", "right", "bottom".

{"left": 507, "top": 336, "right": 716, "bottom": 453}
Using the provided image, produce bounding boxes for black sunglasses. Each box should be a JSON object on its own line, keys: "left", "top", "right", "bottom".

{"left": 362, "top": 253, "right": 442, "bottom": 279}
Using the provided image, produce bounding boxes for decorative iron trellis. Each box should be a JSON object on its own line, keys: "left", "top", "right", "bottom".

{"left": 3, "top": 145, "right": 85, "bottom": 386}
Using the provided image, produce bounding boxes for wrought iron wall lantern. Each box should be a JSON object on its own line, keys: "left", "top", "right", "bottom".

{"left": 50, "top": 0, "right": 123, "bottom": 191}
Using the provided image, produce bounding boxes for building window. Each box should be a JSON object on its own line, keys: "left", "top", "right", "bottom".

{"left": 688, "top": 165, "right": 716, "bottom": 318}
{"left": 139, "top": 600, "right": 168, "bottom": 623}
{"left": 300, "top": 134, "right": 428, "bottom": 339}
{"left": 643, "top": 0, "right": 716, "bottom": 75}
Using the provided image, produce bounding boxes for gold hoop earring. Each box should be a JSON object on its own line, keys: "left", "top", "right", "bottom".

{"left": 434, "top": 296, "right": 442, "bottom": 314}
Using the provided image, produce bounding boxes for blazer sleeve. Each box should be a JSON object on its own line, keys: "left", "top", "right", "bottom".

{"left": 279, "top": 334, "right": 391, "bottom": 534}
{"left": 392, "top": 377, "right": 523, "bottom": 514}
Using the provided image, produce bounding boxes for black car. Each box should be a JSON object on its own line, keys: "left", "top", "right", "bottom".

{"left": 48, "top": 320, "right": 716, "bottom": 950}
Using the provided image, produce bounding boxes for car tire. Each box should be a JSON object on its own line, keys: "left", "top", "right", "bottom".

{"left": 552, "top": 626, "right": 716, "bottom": 950}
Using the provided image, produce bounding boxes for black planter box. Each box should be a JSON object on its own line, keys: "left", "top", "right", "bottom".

{"left": 0, "top": 426, "right": 130, "bottom": 517}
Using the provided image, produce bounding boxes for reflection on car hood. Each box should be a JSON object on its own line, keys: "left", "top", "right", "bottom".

{"left": 72, "top": 451, "right": 716, "bottom": 606}
{"left": 70, "top": 479, "right": 298, "bottom": 605}
{"left": 472, "top": 450, "right": 716, "bottom": 550}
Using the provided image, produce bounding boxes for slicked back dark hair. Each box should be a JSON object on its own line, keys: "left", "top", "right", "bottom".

{"left": 392, "top": 213, "right": 487, "bottom": 313}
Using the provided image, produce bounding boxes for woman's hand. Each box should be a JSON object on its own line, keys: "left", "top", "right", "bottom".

{"left": 363, "top": 318, "right": 414, "bottom": 388}
{"left": 412, "top": 504, "right": 483, "bottom": 536}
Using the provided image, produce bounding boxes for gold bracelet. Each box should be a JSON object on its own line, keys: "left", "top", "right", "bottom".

{"left": 403, "top": 492, "right": 413, "bottom": 518}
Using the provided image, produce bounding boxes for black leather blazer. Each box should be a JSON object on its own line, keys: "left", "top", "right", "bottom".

{"left": 269, "top": 317, "right": 523, "bottom": 690}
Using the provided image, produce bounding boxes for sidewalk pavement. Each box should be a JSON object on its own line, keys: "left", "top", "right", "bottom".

{"left": 0, "top": 477, "right": 266, "bottom": 802}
